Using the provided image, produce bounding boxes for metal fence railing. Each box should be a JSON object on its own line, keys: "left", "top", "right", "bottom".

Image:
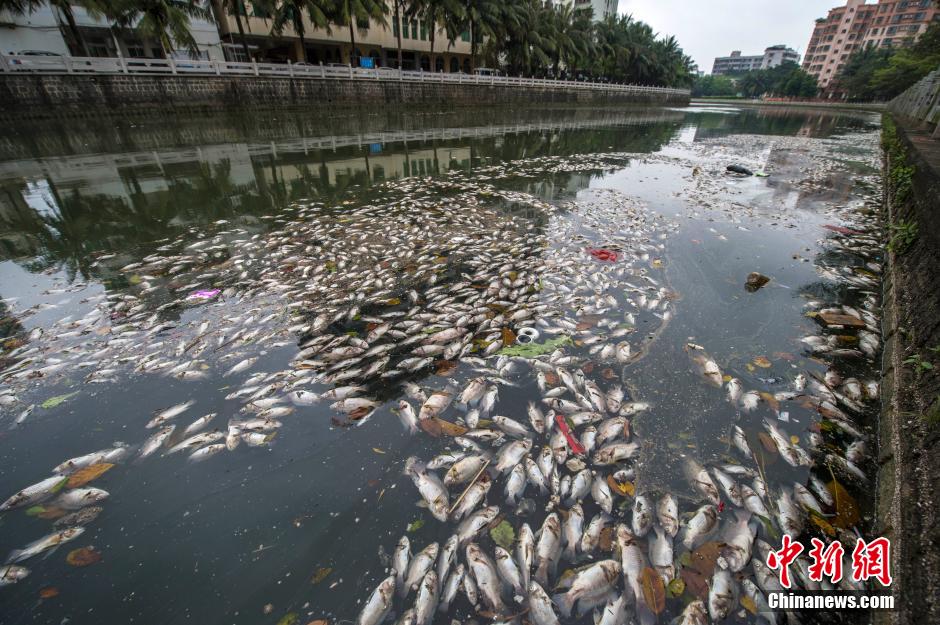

{"left": 0, "top": 54, "right": 691, "bottom": 97}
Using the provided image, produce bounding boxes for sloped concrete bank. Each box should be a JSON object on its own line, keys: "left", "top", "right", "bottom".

{"left": 0, "top": 73, "right": 688, "bottom": 118}
{"left": 877, "top": 112, "right": 940, "bottom": 624}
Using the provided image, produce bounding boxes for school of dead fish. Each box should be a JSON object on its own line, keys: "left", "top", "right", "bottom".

{"left": 0, "top": 128, "right": 885, "bottom": 625}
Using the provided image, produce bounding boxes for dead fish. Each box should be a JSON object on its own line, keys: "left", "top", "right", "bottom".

{"left": 357, "top": 576, "right": 396, "bottom": 625}
{"left": 147, "top": 400, "right": 195, "bottom": 428}
{"left": 7, "top": 527, "right": 84, "bottom": 563}
{"left": 1, "top": 475, "right": 68, "bottom": 511}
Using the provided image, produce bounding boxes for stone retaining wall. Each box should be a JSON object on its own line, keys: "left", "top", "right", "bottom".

{"left": 877, "top": 112, "right": 940, "bottom": 624}
{"left": 0, "top": 73, "right": 688, "bottom": 117}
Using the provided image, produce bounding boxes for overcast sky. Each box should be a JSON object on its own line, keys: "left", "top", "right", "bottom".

{"left": 623, "top": 0, "right": 839, "bottom": 73}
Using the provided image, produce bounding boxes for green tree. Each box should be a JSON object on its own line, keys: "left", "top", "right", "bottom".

{"left": 463, "top": 0, "right": 506, "bottom": 70}
{"left": 408, "top": 0, "right": 462, "bottom": 71}
{"left": 113, "top": 0, "right": 212, "bottom": 58}
{"left": 691, "top": 74, "right": 737, "bottom": 97}
{"left": 215, "top": 0, "right": 253, "bottom": 61}
{"left": 837, "top": 23, "right": 940, "bottom": 100}
{"left": 334, "top": 0, "right": 387, "bottom": 66}
{"left": 269, "top": 0, "right": 332, "bottom": 62}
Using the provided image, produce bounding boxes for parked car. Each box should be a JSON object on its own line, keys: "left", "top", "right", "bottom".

{"left": 473, "top": 67, "right": 501, "bottom": 77}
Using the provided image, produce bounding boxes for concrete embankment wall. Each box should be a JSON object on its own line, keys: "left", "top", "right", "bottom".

{"left": 0, "top": 74, "right": 688, "bottom": 117}
{"left": 878, "top": 70, "right": 940, "bottom": 624}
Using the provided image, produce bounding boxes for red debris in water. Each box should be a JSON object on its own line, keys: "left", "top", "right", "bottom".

{"left": 717, "top": 501, "right": 726, "bottom": 513}
{"left": 587, "top": 248, "right": 618, "bottom": 262}
{"left": 555, "top": 412, "right": 586, "bottom": 455}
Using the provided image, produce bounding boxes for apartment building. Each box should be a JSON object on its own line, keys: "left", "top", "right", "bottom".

{"left": 802, "top": 0, "right": 939, "bottom": 90}
{"left": 0, "top": 3, "right": 223, "bottom": 59}
{"left": 569, "top": 0, "right": 619, "bottom": 23}
{"left": 711, "top": 46, "right": 800, "bottom": 75}
{"left": 211, "top": 0, "right": 472, "bottom": 71}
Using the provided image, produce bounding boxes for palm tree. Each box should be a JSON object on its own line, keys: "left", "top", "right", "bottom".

{"left": 269, "top": 0, "right": 332, "bottom": 62}
{"left": 0, "top": 0, "right": 41, "bottom": 17}
{"left": 463, "top": 0, "right": 504, "bottom": 71}
{"left": 408, "top": 0, "right": 462, "bottom": 71}
{"left": 113, "top": 0, "right": 212, "bottom": 58}
{"left": 215, "top": 0, "right": 252, "bottom": 61}
{"left": 392, "top": 0, "right": 404, "bottom": 68}
{"left": 334, "top": 0, "right": 387, "bottom": 66}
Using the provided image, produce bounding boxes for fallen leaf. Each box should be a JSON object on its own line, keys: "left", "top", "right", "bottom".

{"left": 827, "top": 479, "right": 860, "bottom": 529}
{"left": 490, "top": 520, "right": 515, "bottom": 550}
{"left": 66, "top": 463, "right": 114, "bottom": 488}
{"left": 601, "top": 368, "right": 617, "bottom": 379}
{"left": 773, "top": 351, "right": 796, "bottom": 361}
{"left": 383, "top": 298, "right": 401, "bottom": 306}
{"left": 543, "top": 372, "right": 559, "bottom": 386}
{"left": 39, "top": 587, "right": 60, "bottom": 599}
{"left": 66, "top": 546, "right": 102, "bottom": 567}
{"left": 639, "top": 567, "right": 666, "bottom": 615}
{"left": 667, "top": 577, "right": 685, "bottom": 598}
{"left": 434, "top": 360, "right": 458, "bottom": 375}
{"left": 809, "top": 511, "right": 836, "bottom": 537}
{"left": 598, "top": 526, "right": 614, "bottom": 551}
{"left": 689, "top": 541, "right": 723, "bottom": 578}
{"left": 407, "top": 519, "right": 425, "bottom": 533}
{"left": 680, "top": 567, "right": 709, "bottom": 599}
{"left": 741, "top": 595, "right": 758, "bottom": 615}
{"left": 310, "top": 567, "right": 332, "bottom": 585}
{"left": 418, "top": 418, "right": 443, "bottom": 437}
{"left": 25, "top": 505, "right": 46, "bottom": 517}
{"left": 790, "top": 435, "right": 800, "bottom": 445}
{"left": 433, "top": 417, "right": 468, "bottom": 437}
{"left": 606, "top": 474, "right": 635, "bottom": 497}
{"left": 307, "top": 621, "right": 329, "bottom": 625}
{"left": 757, "top": 432, "right": 778, "bottom": 454}
{"left": 501, "top": 327, "right": 517, "bottom": 346}
{"left": 759, "top": 392, "right": 780, "bottom": 413}
{"left": 37, "top": 506, "right": 67, "bottom": 520}
{"left": 41, "top": 391, "right": 79, "bottom": 410}
{"left": 753, "top": 356, "right": 772, "bottom": 368}
{"left": 275, "top": 613, "right": 299, "bottom": 625}
{"left": 371, "top": 448, "right": 386, "bottom": 455}
{"left": 348, "top": 406, "right": 373, "bottom": 421}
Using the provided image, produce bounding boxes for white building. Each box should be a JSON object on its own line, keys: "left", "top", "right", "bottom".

{"left": 712, "top": 45, "right": 800, "bottom": 75}
{"left": 566, "top": 0, "right": 619, "bottom": 22}
{"left": 0, "top": 2, "right": 224, "bottom": 60}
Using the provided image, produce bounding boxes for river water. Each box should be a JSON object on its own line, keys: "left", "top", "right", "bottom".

{"left": 0, "top": 105, "right": 884, "bottom": 625}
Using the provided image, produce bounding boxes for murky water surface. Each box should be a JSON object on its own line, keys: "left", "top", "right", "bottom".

{"left": 0, "top": 105, "right": 884, "bottom": 625}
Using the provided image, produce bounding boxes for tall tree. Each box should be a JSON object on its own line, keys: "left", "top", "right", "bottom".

{"left": 269, "top": 0, "right": 332, "bottom": 62}
{"left": 214, "top": 0, "right": 252, "bottom": 61}
{"left": 333, "top": 0, "right": 387, "bottom": 66}
{"left": 408, "top": 0, "right": 462, "bottom": 71}
{"left": 113, "top": 0, "right": 212, "bottom": 58}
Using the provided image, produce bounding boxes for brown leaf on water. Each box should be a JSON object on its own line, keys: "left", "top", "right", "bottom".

{"left": 576, "top": 321, "right": 594, "bottom": 331}
{"left": 753, "top": 356, "right": 772, "bottom": 368}
{"left": 606, "top": 474, "right": 635, "bottom": 497}
{"left": 435, "top": 360, "right": 458, "bottom": 376}
{"left": 66, "top": 546, "right": 102, "bottom": 567}
{"left": 759, "top": 392, "right": 780, "bottom": 413}
{"left": 310, "top": 567, "right": 332, "bottom": 585}
{"left": 418, "top": 418, "right": 443, "bottom": 437}
{"left": 501, "top": 327, "right": 517, "bottom": 346}
{"left": 543, "top": 372, "right": 559, "bottom": 387}
{"left": 639, "top": 567, "right": 666, "bottom": 615}
{"left": 66, "top": 463, "right": 114, "bottom": 489}
{"left": 581, "top": 362, "right": 595, "bottom": 374}
{"left": 601, "top": 367, "right": 617, "bottom": 379}
{"left": 689, "top": 541, "right": 723, "bottom": 578}
{"left": 827, "top": 480, "right": 860, "bottom": 529}
{"left": 741, "top": 595, "right": 758, "bottom": 615}
{"left": 680, "top": 567, "right": 709, "bottom": 599}
{"left": 773, "top": 351, "right": 796, "bottom": 361}
{"left": 598, "top": 526, "right": 614, "bottom": 551}
{"left": 348, "top": 406, "right": 373, "bottom": 421}
{"left": 809, "top": 512, "right": 837, "bottom": 537}
{"left": 307, "top": 620, "right": 329, "bottom": 625}
{"left": 757, "top": 432, "right": 778, "bottom": 454}
{"left": 39, "top": 587, "right": 60, "bottom": 599}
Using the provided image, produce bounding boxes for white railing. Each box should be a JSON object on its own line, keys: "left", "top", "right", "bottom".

{"left": 0, "top": 54, "right": 691, "bottom": 97}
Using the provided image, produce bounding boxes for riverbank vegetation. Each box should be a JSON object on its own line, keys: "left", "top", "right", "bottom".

{"left": 691, "top": 61, "right": 818, "bottom": 98}
{"left": 837, "top": 23, "right": 940, "bottom": 101}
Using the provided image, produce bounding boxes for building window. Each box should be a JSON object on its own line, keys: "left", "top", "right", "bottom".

{"left": 460, "top": 30, "right": 469, "bottom": 42}
{"left": 420, "top": 21, "right": 427, "bottom": 40}
{"left": 410, "top": 20, "right": 418, "bottom": 39}
{"left": 393, "top": 18, "right": 399, "bottom": 37}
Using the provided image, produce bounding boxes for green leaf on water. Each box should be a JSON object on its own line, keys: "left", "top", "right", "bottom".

{"left": 498, "top": 336, "right": 573, "bottom": 358}
{"left": 755, "top": 514, "right": 780, "bottom": 541}
{"left": 407, "top": 519, "right": 425, "bottom": 533}
{"left": 667, "top": 577, "right": 685, "bottom": 597}
{"left": 275, "top": 613, "right": 298, "bottom": 625}
{"left": 25, "top": 505, "right": 46, "bottom": 517}
{"left": 41, "top": 391, "right": 79, "bottom": 410}
{"left": 489, "top": 520, "right": 515, "bottom": 550}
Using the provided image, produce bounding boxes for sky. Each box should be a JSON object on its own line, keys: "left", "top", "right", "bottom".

{"left": 623, "top": 0, "right": 841, "bottom": 73}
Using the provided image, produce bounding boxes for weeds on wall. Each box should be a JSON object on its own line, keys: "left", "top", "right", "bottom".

{"left": 882, "top": 115, "right": 919, "bottom": 254}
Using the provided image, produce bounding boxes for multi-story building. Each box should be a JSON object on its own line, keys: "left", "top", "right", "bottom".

{"left": 570, "top": 0, "right": 619, "bottom": 23}
{"left": 0, "top": 0, "right": 472, "bottom": 70}
{"left": 0, "top": 3, "right": 223, "bottom": 60}
{"left": 211, "top": 0, "right": 472, "bottom": 70}
{"left": 711, "top": 46, "right": 800, "bottom": 75}
{"left": 802, "top": 0, "right": 939, "bottom": 90}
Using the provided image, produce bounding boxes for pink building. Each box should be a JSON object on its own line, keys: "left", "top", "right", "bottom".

{"left": 802, "top": 0, "right": 938, "bottom": 91}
